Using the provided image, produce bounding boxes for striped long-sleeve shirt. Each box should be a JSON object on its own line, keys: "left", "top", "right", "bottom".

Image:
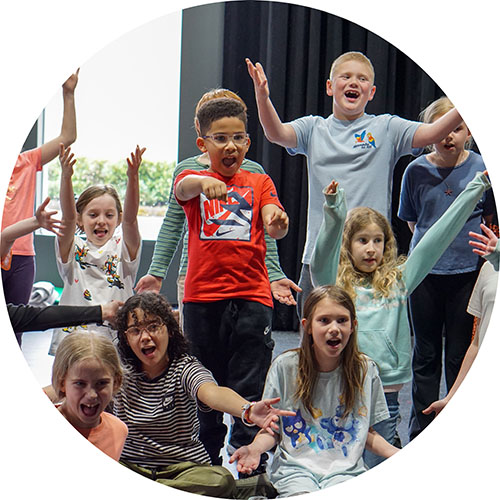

{"left": 113, "top": 354, "right": 215, "bottom": 467}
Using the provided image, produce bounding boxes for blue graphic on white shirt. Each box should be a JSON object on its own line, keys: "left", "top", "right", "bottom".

{"left": 282, "top": 398, "right": 361, "bottom": 456}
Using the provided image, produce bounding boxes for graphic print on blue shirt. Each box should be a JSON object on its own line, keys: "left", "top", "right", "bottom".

{"left": 282, "top": 399, "right": 361, "bottom": 456}
{"left": 199, "top": 185, "right": 254, "bottom": 241}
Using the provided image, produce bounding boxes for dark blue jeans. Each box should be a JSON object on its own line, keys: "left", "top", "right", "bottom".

{"left": 183, "top": 299, "right": 274, "bottom": 466}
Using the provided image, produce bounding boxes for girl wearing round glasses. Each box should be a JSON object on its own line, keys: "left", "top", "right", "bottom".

{"left": 113, "top": 292, "right": 293, "bottom": 496}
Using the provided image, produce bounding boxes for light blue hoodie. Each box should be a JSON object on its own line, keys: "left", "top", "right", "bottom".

{"left": 311, "top": 172, "right": 491, "bottom": 386}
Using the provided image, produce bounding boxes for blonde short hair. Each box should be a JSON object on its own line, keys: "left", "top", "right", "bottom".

{"left": 419, "top": 96, "right": 472, "bottom": 149}
{"left": 52, "top": 331, "right": 124, "bottom": 400}
{"left": 329, "top": 51, "right": 375, "bottom": 83}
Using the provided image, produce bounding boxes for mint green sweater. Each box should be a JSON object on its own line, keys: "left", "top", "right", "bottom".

{"left": 311, "top": 172, "right": 491, "bottom": 386}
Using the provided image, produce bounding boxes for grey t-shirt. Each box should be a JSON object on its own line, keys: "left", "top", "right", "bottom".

{"left": 287, "top": 113, "right": 420, "bottom": 264}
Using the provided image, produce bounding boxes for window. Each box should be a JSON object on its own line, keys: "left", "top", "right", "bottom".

{"left": 38, "top": 12, "right": 182, "bottom": 239}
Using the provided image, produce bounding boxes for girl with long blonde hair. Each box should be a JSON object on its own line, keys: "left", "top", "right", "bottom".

{"left": 230, "top": 285, "right": 397, "bottom": 495}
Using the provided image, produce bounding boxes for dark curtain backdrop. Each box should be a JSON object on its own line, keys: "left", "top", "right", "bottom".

{"left": 221, "top": 1, "right": 444, "bottom": 330}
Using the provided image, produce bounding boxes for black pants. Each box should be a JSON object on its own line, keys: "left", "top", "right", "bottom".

{"left": 2, "top": 255, "right": 36, "bottom": 345}
{"left": 408, "top": 271, "right": 478, "bottom": 440}
{"left": 183, "top": 299, "right": 274, "bottom": 465}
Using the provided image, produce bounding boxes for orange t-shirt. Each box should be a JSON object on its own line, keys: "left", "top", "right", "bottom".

{"left": 176, "top": 169, "right": 283, "bottom": 308}
{"left": 2, "top": 148, "right": 42, "bottom": 256}
{"left": 73, "top": 412, "right": 128, "bottom": 461}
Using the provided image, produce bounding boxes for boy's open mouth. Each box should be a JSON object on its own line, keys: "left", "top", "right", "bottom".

{"left": 345, "top": 90, "right": 359, "bottom": 100}
{"left": 81, "top": 403, "right": 99, "bottom": 417}
{"left": 222, "top": 157, "right": 237, "bottom": 167}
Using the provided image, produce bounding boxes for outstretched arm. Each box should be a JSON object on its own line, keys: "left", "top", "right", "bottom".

{"left": 122, "top": 145, "right": 145, "bottom": 260}
{"left": 262, "top": 204, "right": 289, "bottom": 240}
{"left": 270, "top": 278, "right": 302, "bottom": 306}
{"left": 412, "top": 107, "right": 463, "bottom": 149}
{"left": 1, "top": 197, "right": 62, "bottom": 259}
{"left": 246, "top": 58, "right": 297, "bottom": 148}
{"left": 403, "top": 171, "right": 491, "bottom": 294}
{"left": 229, "top": 430, "right": 278, "bottom": 475}
{"left": 57, "top": 144, "right": 78, "bottom": 263}
{"left": 196, "top": 383, "right": 294, "bottom": 435}
{"left": 41, "top": 70, "right": 79, "bottom": 165}
{"left": 175, "top": 175, "right": 228, "bottom": 202}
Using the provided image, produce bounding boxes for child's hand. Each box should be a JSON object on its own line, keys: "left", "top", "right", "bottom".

{"left": 62, "top": 68, "right": 79, "bottom": 94}
{"left": 200, "top": 177, "right": 228, "bottom": 201}
{"left": 101, "top": 300, "right": 124, "bottom": 327}
{"left": 229, "top": 445, "right": 261, "bottom": 475}
{"left": 422, "top": 398, "right": 448, "bottom": 417}
{"left": 35, "top": 197, "right": 63, "bottom": 237}
{"left": 325, "top": 179, "right": 338, "bottom": 195}
{"left": 59, "top": 143, "right": 76, "bottom": 177}
{"left": 127, "top": 145, "right": 146, "bottom": 175}
{"left": 270, "top": 278, "right": 302, "bottom": 306}
{"left": 249, "top": 397, "right": 296, "bottom": 435}
{"left": 469, "top": 223, "right": 498, "bottom": 257}
{"left": 246, "top": 58, "right": 270, "bottom": 101}
{"left": 266, "top": 206, "right": 289, "bottom": 232}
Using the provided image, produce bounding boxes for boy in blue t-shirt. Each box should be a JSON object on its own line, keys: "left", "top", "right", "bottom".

{"left": 246, "top": 51, "right": 465, "bottom": 315}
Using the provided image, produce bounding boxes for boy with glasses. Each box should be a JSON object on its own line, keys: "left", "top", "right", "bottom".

{"left": 175, "top": 97, "right": 288, "bottom": 475}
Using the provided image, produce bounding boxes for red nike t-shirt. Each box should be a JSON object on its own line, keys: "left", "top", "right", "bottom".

{"left": 175, "top": 169, "right": 283, "bottom": 307}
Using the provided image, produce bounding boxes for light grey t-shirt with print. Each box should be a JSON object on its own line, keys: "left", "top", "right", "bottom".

{"left": 263, "top": 350, "right": 388, "bottom": 491}
{"left": 287, "top": 113, "right": 420, "bottom": 264}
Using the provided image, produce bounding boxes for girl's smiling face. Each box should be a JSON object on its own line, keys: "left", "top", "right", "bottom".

{"left": 303, "top": 297, "right": 355, "bottom": 372}
{"left": 77, "top": 193, "right": 121, "bottom": 247}
{"left": 125, "top": 308, "right": 169, "bottom": 379}
{"left": 60, "top": 357, "right": 117, "bottom": 429}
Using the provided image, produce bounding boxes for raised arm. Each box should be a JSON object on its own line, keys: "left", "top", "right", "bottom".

{"left": 57, "top": 144, "right": 78, "bottom": 263}
{"left": 122, "top": 145, "right": 145, "bottom": 261}
{"left": 411, "top": 107, "right": 463, "bottom": 149}
{"left": 1, "top": 197, "right": 62, "bottom": 259}
{"left": 310, "top": 180, "right": 346, "bottom": 287}
{"left": 246, "top": 58, "right": 297, "bottom": 148}
{"left": 41, "top": 70, "right": 79, "bottom": 165}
